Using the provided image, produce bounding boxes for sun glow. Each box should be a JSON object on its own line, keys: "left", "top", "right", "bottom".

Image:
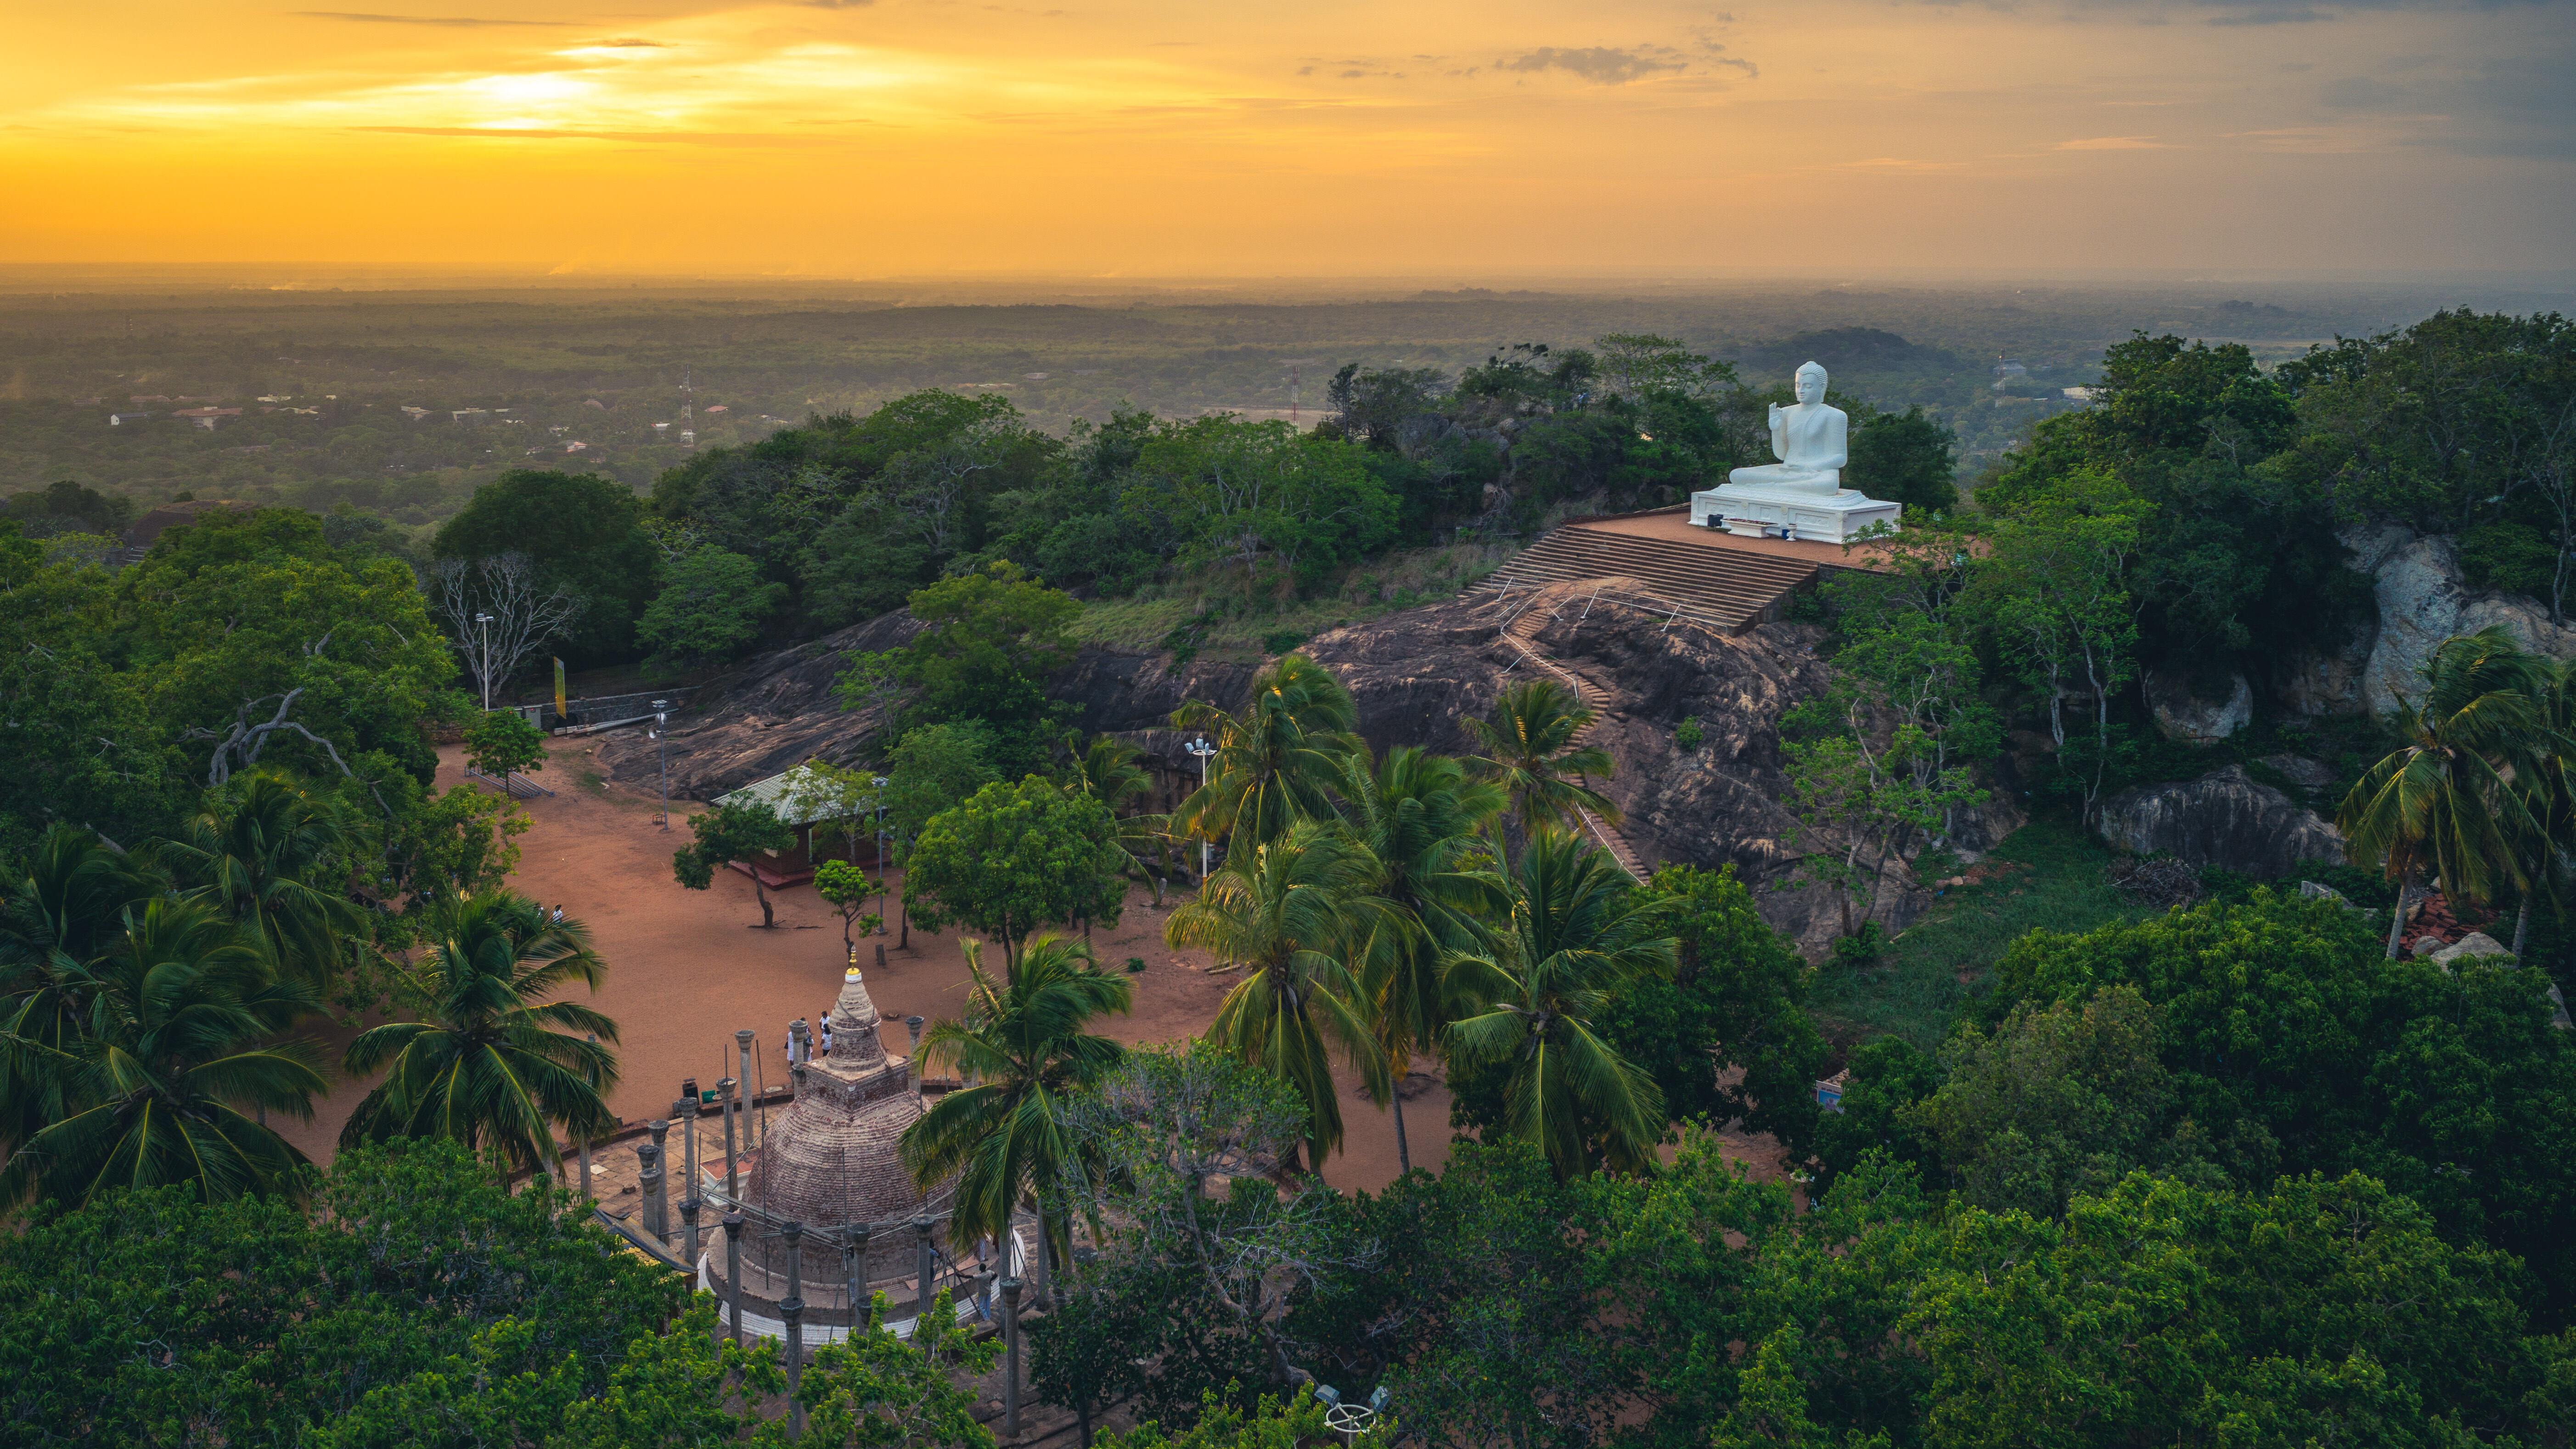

{"left": 2, "top": 0, "right": 2568, "bottom": 273}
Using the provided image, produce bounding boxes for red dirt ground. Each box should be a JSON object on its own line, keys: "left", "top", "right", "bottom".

{"left": 276, "top": 735, "right": 1452, "bottom": 1196}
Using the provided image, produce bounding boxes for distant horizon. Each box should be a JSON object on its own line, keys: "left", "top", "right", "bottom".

{"left": 11, "top": 1, "right": 2570, "bottom": 278}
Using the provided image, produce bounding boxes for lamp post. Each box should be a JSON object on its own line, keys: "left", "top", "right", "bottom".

{"left": 473, "top": 612, "right": 495, "bottom": 710}
{"left": 1183, "top": 736, "right": 1216, "bottom": 884}
{"left": 652, "top": 699, "right": 670, "bottom": 830}
{"left": 871, "top": 776, "right": 890, "bottom": 933}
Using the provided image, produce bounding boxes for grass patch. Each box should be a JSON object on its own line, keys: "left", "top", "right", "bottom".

{"left": 1809, "top": 818, "right": 2148, "bottom": 1053}
{"left": 1072, "top": 540, "right": 1523, "bottom": 661}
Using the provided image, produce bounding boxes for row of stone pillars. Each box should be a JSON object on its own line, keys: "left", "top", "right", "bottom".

{"left": 742, "top": 1215, "right": 1030, "bottom": 1439}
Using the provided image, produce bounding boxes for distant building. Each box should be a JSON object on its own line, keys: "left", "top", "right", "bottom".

{"left": 129, "top": 395, "right": 170, "bottom": 404}
{"left": 172, "top": 407, "right": 242, "bottom": 429}
{"left": 452, "top": 408, "right": 491, "bottom": 423}
{"left": 109, "top": 412, "right": 155, "bottom": 427}
{"left": 400, "top": 406, "right": 431, "bottom": 420}
{"left": 582, "top": 399, "right": 606, "bottom": 410}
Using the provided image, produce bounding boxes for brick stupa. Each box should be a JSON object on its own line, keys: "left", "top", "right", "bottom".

{"left": 706, "top": 967, "right": 955, "bottom": 1323}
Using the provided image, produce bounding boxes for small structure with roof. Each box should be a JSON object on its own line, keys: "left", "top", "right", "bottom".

{"left": 711, "top": 760, "right": 885, "bottom": 889}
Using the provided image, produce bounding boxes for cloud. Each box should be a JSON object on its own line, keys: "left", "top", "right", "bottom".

{"left": 2054, "top": 134, "right": 2172, "bottom": 148}
{"left": 2319, "top": 74, "right": 2409, "bottom": 108}
{"left": 2207, "top": 7, "right": 2334, "bottom": 21}
{"left": 802, "top": 0, "right": 876, "bottom": 7}
{"left": 289, "top": 11, "right": 567, "bottom": 25}
{"left": 587, "top": 38, "right": 670, "bottom": 48}
{"left": 1496, "top": 46, "right": 1683, "bottom": 84}
{"left": 350, "top": 125, "right": 820, "bottom": 146}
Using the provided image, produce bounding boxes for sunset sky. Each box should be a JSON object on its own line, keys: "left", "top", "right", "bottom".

{"left": 6, "top": 0, "right": 2570, "bottom": 276}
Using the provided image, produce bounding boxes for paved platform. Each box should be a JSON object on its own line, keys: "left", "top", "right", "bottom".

{"left": 1471, "top": 507, "right": 1893, "bottom": 630}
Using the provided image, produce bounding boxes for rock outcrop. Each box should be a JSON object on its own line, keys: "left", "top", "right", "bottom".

{"left": 2144, "top": 668, "right": 2252, "bottom": 745}
{"left": 608, "top": 579, "right": 2028, "bottom": 956}
{"left": 595, "top": 610, "right": 921, "bottom": 800}
{"left": 2098, "top": 764, "right": 2345, "bottom": 881}
{"left": 2275, "top": 525, "right": 2576, "bottom": 716}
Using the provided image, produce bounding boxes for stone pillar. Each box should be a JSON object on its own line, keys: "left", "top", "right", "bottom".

{"left": 1034, "top": 1202, "right": 1052, "bottom": 1310}
{"left": 722, "top": 1212, "right": 745, "bottom": 1347}
{"left": 636, "top": 1138, "right": 666, "bottom": 1245}
{"left": 914, "top": 1215, "right": 937, "bottom": 1320}
{"left": 790, "top": 1018, "right": 810, "bottom": 1068}
{"left": 718, "top": 1076, "right": 740, "bottom": 1201}
{"left": 790, "top": 1060, "right": 807, "bottom": 1101}
{"left": 780, "top": 1221, "right": 808, "bottom": 1438}
{"left": 876, "top": 942, "right": 887, "bottom": 970}
{"left": 679, "top": 1081, "right": 700, "bottom": 1199}
{"left": 675, "top": 1093, "right": 701, "bottom": 1259}
{"left": 1001, "top": 1276, "right": 1024, "bottom": 1438}
{"left": 846, "top": 1224, "right": 872, "bottom": 1336}
{"left": 734, "top": 1029, "right": 756, "bottom": 1159}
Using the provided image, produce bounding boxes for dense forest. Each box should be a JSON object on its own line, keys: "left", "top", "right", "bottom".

{"left": 3, "top": 299, "right": 2574, "bottom": 1447}
{"left": 3, "top": 274, "right": 2529, "bottom": 528}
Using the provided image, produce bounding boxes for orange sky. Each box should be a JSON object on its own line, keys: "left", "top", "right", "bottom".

{"left": 5, "top": 0, "right": 2570, "bottom": 275}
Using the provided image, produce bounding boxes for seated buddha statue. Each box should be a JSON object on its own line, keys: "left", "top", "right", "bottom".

{"left": 1726, "top": 360, "right": 1848, "bottom": 495}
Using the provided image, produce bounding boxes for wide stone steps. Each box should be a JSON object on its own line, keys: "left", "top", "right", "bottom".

{"left": 1495, "top": 608, "right": 1651, "bottom": 883}
{"left": 1469, "top": 524, "right": 1820, "bottom": 630}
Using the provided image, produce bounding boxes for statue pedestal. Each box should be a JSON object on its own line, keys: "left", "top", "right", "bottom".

{"left": 1688, "top": 484, "right": 1900, "bottom": 544}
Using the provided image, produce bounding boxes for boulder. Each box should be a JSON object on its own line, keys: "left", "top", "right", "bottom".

{"left": 2098, "top": 764, "right": 2345, "bottom": 881}
{"left": 2274, "top": 622, "right": 2377, "bottom": 718}
{"left": 2362, "top": 532, "right": 2576, "bottom": 713}
{"left": 2144, "top": 668, "right": 2251, "bottom": 745}
{"left": 2430, "top": 931, "right": 2511, "bottom": 965}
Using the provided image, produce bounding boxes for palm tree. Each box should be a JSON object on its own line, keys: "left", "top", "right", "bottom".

{"left": 1464, "top": 679, "right": 1620, "bottom": 851}
{"left": 1165, "top": 820, "right": 1393, "bottom": 1167}
{"left": 1339, "top": 746, "right": 1511, "bottom": 1174}
{"left": 1065, "top": 732, "right": 1182, "bottom": 910}
{"left": 1445, "top": 829, "right": 1675, "bottom": 1178}
{"left": 0, "top": 896, "right": 328, "bottom": 1209}
{"left": 2509, "top": 656, "right": 2576, "bottom": 957}
{"left": 1172, "top": 654, "right": 1361, "bottom": 857}
{"left": 339, "top": 892, "right": 619, "bottom": 1178}
{"left": 158, "top": 770, "right": 369, "bottom": 992}
{"left": 2339, "top": 627, "right": 2554, "bottom": 960}
{"left": 0, "top": 826, "right": 166, "bottom": 1145}
{"left": 898, "top": 934, "right": 1131, "bottom": 1298}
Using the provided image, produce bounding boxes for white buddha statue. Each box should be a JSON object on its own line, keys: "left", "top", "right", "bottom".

{"left": 1688, "top": 359, "right": 1899, "bottom": 542}
{"left": 1730, "top": 361, "right": 1848, "bottom": 494}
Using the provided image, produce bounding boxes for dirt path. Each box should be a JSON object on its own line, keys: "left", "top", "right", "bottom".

{"left": 278, "top": 734, "right": 1448, "bottom": 1196}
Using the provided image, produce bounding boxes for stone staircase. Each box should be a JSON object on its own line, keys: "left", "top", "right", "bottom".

{"left": 1469, "top": 522, "right": 1821, "bottom": 631}
{"left": 1496, "top": 604, "right": 1652, "bottom": 883}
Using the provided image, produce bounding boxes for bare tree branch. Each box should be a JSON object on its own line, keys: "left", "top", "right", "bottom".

{"left": 424, "top": 554, "right": 586, "bottom": 710}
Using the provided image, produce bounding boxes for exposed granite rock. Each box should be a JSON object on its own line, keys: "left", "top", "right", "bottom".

{"left": 2144, "top": 668, "right": 2252, "bottom": 745}
{"left": 618, "top": 580, "right": 2027, "bottom": 955}
{"left": 2430, "top": 931, "right": 2510, "bottom": 965}
{"left": 2099, "top": 764, "right": 2345, "bottom": 881}
{"left": 2362, "top": 532, "right": 2576, "bottom": 714}
{"left": 2261, "top": 753, "right": 2336, "bottom": 792}
{"left": 594, "top": 610, "right": 921, "bottom": 799}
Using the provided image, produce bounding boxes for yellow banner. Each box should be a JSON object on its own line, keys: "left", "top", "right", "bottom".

{"left": 554, "top": 657, "right": 568, "bottom": 720}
